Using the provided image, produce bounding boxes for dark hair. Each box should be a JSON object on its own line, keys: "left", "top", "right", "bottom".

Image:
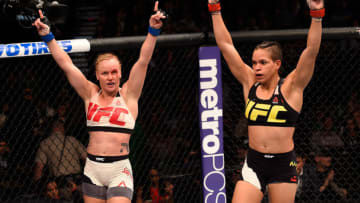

{"left": 37, "top": 176, "right": 57, "bottom": 195}
{"left": 254, "top": 41, "right": 283, "bottom": 62}
{"left": 254, "top": 41, "right": 285, "bottom": 74}
{"left": 51, "top": 119, "right": 64, "bottom": 130}
{"left": 315, "top": 148, "right": 332, "bottom": 157}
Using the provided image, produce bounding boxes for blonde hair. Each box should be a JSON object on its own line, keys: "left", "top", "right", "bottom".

{"left": 95, "top": 53, "right": 121, "bottom": 71}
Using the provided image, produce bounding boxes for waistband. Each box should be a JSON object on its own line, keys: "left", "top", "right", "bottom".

{"left": 87, "top": 126, "right": 134, "bottom": 134}
{"left": 248, "top": 147, "right": 295, "bottom": 159}
{"left": 87, "top": 153, "right": 129, "bottom": 163}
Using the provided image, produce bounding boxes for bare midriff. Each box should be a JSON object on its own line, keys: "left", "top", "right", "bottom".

{"left": 87, "top": 131, "right": 131, "bottom": 156}
{"left": 248, "top": 125, "right": 295, "bottom": 153}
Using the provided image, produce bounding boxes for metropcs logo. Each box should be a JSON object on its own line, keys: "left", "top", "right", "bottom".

{"left": 0, "top": 41, "right": 72, "bottom": 57}
{"left": 199, "top": 57, "right": 226, "bottom": 203}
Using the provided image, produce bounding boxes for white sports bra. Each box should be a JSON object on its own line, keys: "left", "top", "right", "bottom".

{"left": 86, "top": 90, "right": 135, "bottom": 134}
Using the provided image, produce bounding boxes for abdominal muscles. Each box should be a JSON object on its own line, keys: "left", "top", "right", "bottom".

{"left": 87, "top": 131, "right": 131, "bottom": 156}
{"left": 248, "top": 126, "right": 295, "bottom": 153}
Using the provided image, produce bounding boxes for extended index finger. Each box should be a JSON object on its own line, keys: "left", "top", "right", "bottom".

{"left": 38, "top": 9, "right": 44, "bottom": 19}
{"left": 153, "top": 1, "right": 158, "bottom": 12}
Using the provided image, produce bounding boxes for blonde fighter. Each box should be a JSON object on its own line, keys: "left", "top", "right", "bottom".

{"left": 33, "top": 2, "right": 166, "bottom": 202}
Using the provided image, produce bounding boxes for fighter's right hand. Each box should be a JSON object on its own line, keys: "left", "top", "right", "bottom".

{"left": 149, "top": 1, "right": 167, "bottom": 30}
{"left": 208, "top": 0, "right": 219, "bottom": 3}
{"left": 208, "top": 0, "right": 221, "bottom": 13}
{"left": 307, "top": 0, "right": 324, "bottom": 10}
{"left": 32, "top": 10, "right": 50, "bottom": 36}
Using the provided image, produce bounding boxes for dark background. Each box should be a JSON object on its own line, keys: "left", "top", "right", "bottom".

{"left": 0, "top": 0, "right": 358, "bottom": 43}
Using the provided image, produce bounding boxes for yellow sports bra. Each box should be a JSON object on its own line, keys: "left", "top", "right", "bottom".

{"left": 245, "top": 79, "right": 299, "bottom": 127}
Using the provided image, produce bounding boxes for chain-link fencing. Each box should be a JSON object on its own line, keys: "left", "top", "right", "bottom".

{"left": 0, "top": 28, "right": 359, "bottom": 203}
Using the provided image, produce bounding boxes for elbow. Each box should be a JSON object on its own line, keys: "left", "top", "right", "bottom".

{"left": 215, "top": 36, "right": 234, "bottom": 53}
{"left": 307, "top": 41, "right": 321, "bottom": 56}
{"left": 217, "top": 42, "right": 232, "bottom": 54}
{"left": 137, "top": 58, "right": 150, "bottom": 67}
{"left": 305, "top": 47, "right": 320, "bottom": 58}
{"left": 53, "top": 56, "right": 74, "bottom": 73}
{"left": 216, "top": 37, "right": 232, "bottom": 48}
{"left": 217, "top": 42, "right": 227, "bottom": 52}
{"left": 215, "top": 33, "right": 234, "bottom": 49}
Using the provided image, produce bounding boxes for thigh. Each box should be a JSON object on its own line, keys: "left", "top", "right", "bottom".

{"left": 83, "top": 194, "right": 106, "bottom": 203}
{"left": 232, "top": 181, "right": 263, "bottom": 203}
{"left": 108, "top": 196, "right": 131, "bottom": 203}
{"left": 268, "top": 183, "right": 297, "bottom": 203}
{"left": 107, "top": 159, "right": 134, "bottom": 200}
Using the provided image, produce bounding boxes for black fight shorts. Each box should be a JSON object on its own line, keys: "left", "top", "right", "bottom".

{"left": 240, "top": 148, "right": 298, "bottom": 193}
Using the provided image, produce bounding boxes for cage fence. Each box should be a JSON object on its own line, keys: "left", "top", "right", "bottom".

{"left": 0, "top": 28, "right": 359, "bottom": 203}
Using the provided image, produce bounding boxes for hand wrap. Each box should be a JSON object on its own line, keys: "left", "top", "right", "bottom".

{"left": 307, "top": 0, "right": 325, "bottom": 20}
{"left": 310, "top": 8, "right": 325, "bottom": 18}
{"left": 208, "top": 0, "right": 221, "bottom": 14}
{"left": 148, "top": 8, "right": 168, "bottom": 36}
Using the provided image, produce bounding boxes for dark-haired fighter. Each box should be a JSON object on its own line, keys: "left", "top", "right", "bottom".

{"left": 208, "top": 0, "right": 324, "bottom": 202}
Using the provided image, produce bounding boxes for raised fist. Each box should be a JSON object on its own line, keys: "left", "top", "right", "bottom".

{"left": 32, "top": 10, "right": 51, "bottom": 36}
{"left": 307, "top": 0, "right": 324, "bottom": 10}
{"left": 149, "top": 1, "right": 167, "bottom": 29}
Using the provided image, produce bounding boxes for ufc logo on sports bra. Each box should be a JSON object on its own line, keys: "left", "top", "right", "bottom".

{"left": 87, "top": 102, "right": 128, "bottom": 126}
{"left": 245, "top": 99, "right": 287, "bottom": 123}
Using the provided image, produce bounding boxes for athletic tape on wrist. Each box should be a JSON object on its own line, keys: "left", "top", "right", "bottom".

{"left": 208, "top": 3, "right": 221, "bottom": 13}
{"left": 312, "top": 17, "right": 322, "bottom": 22}
{"left": 148, "top": 26, "right": 161, "bottom": 36}
{"left": 41, "top": 32, "right": 54, "bottom": 43}
{"left": 310, "top": 8, "right": 325, "bottom": 18}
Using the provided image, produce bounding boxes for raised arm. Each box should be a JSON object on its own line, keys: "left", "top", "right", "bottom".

{"left": 288, "top": 0, "right": 324, "bottom": 90}
{"left": 124, "top": 1, "right": 166, "bottom": 102}
{"left": 32, "top": 11, "right": 95, "bottom": 101}
{"left": 208, "top": 0, "right": 255, "bottom": 91}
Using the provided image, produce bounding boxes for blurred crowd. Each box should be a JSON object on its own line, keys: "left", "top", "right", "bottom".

{"left": 1, "top": 0, "right": 360, "bottom": 43}
{"left": 0, "top": 0, "right": 360, "bottom": 202}
{"left": 92, "top": 0, "right": 359, "bottom": 38}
